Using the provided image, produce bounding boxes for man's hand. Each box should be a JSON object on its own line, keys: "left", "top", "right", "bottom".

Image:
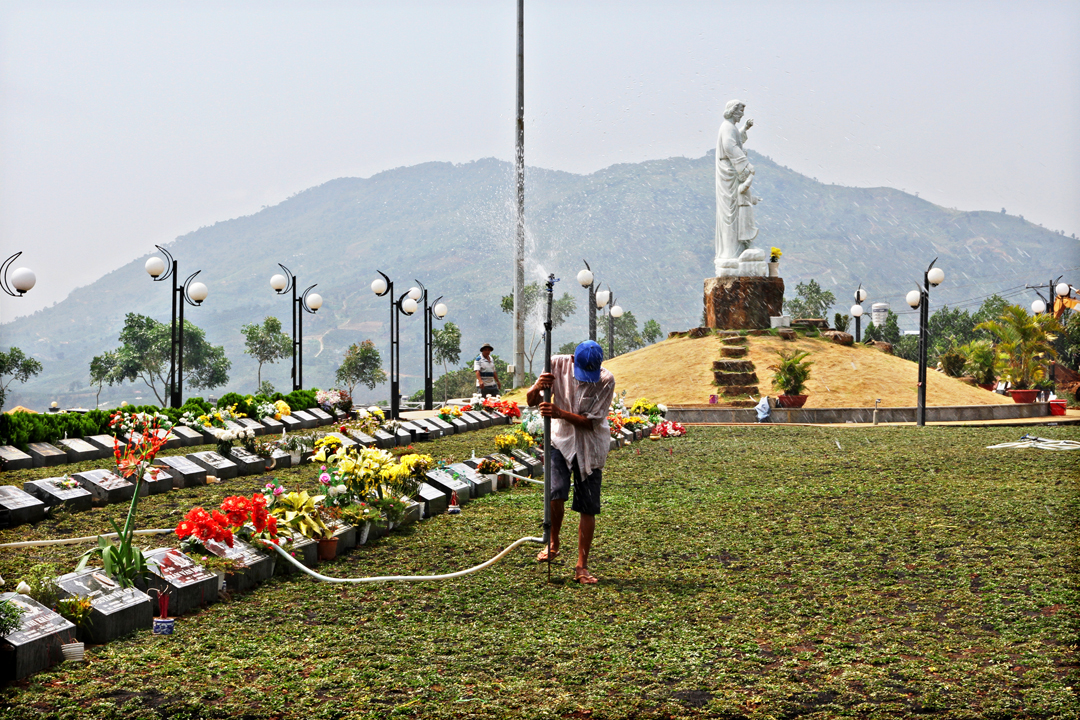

{"left": 535, "top": 372, "right": 554, "bottom": 390}
{"left": 538, "top": 401, "right": 561, "bottom": 419}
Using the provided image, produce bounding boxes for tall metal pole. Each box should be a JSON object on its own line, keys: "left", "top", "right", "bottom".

{"left": 607, "top": 293, "right": 616, "bottom": 361}
{"left": 423, "top": 286, "right": 432, "bottom": 410}
{"left": 291, "top": 276, "right": 299, "bottom": 391}
{"left": 169, "top": 260, "right": 179, "bottom": 407}
{"left": 588, "top": 283, "right": 597, "bottom": 341}
{"left": 542, "top": 273, "right": 555, "bottom": 556}
{"left": 391, "top": 290, "right": 399, "bottom": 419}
{"left": 174, "top": 275, "right": 184, "bottom": 409}
{"left": 297, "top": 293, "right": 304, "bottom": 391}
{"left": 512, "top": 0, "right": 525, "bottom": 389}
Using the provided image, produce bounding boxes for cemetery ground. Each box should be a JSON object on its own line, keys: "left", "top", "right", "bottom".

{"left": 0, "top": 424, "right": 1077, "bottom": 719}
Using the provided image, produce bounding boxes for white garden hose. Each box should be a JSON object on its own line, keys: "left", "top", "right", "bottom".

{"left": 986, "top": 435, "right": 1080, "bottom": 450}
{"left": 0, "top": 528, "right": 175, "bottom": 549}
{"left": 257, "top": 534, "right": 544, "bottom": 583}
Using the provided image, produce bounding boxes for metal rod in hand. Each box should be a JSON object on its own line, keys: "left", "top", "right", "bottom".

{"left": 542, "top": 273, "right": 555, "bottom": 565}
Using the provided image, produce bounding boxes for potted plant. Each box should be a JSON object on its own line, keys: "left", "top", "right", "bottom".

{"left": 316, "top": 506, "right": 340, "bottom": 561}
{"left": 56, "top": 596, "right": 93, "bottom": 642}
{"left": 476, "top": 458, "right": 502, "bottom": 492}
{"left": 958, "top": 338, "right": 997, "bottom": 390}
{"left": 768, "top": 247, "right": 781, "bottom": 277}
{"left": 768, "top": 348, "right": 813, "bottom": 408}
{"left": 976, "top": 305, "right": 1060, "bottom": 403}
{"left": 340, "top": 502, "right": 380, "bottom": 545}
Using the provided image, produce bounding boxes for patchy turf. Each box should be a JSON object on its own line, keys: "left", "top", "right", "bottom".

{"left": 0, "top": 425, "right": 1077, "bottom": 719}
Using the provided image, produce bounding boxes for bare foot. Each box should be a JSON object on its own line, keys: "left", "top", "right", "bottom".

{"left": 536, "top": 546, "right": 559, "bottom": 562}
{"left": 573, "top": 568, "right": 598, "bottom": 584}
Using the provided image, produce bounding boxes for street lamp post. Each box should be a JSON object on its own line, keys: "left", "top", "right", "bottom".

{"left": 372, "top": 271, "right": 418, "bottom": 419}
{"left": 145, "top": 245, "right": 209, "bottom": 408}
{"left": 270, "top": 264, "right": 323, "bottom": 392}
{"left": 1, "top": 253, "right": 36, "bottom": 298}
{"left": 605, "top": 289, "right": 624, "bottom": 361}
{"left": 850, "top": 284, "right": 868, "bottom": 343}
{"left": 906, "top": 258, "right": 945, "bottom": 427}
{"left": 414, "top": 280, "right": 448, "bottom": 410}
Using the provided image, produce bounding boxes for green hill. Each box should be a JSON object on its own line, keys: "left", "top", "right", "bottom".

{"left": 3, "top": 152, "right": 1075, "bottom": 410}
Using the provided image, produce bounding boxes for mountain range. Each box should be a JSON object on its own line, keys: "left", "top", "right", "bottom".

{"left": 3, "top": 150, "right": 1075, "bottom": 410}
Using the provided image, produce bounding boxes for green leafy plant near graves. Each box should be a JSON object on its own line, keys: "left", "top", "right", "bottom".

{"left": 56, "top": 596, "right": 93, "bottom": 634}
{"left": 268, "top": 490, "right": 330, "bottom": 540}
{"left": 16, "top": 563, "right": 61, "bottom": 609}
{"left": 768, "top": 348, "right": 813, "bottom": 395}
{"left": 0, "top": 599, "right": 26, "bottom": 637}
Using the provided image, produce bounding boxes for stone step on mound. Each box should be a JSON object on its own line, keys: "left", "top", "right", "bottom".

{"left": 712, "top": 359, "right": 754, "bottom": 372}
{"left": 717, "top": 385, "right": 759, "bottom": 396}
{"left": 714, "top": 372, "right": 759, "bottom": 386}
{"left": 687, "top": 327, "right": 713, "bottom": 339}
{"left": 777, "top": 328, "right": 798, "bottom": 340}
{"left": 720, "top": 346, "right": 748, "bottom": 358}
{"left": 723, "top": 400, "right": 757, "bottom": 408}
{"left": 720, "top": 336, "right": 747, "bottom": 346}
{"left": 821, "top": 330, "right": 854, "bottom": 346}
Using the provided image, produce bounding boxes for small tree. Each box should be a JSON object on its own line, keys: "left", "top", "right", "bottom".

{"left": 108, "top": 313, "right": 231, "bottom": 406}
{"left": 642, "top": 319, "right": 662, "bottom": 345}
{"left": 600, "top": 310, "right": 651, "bottom": 358}
{"left": 241, "top": 316, "right": 291, "bottom": 392}
{"left": 833, "top": 313, "right": 850, "bottom": 333}
{"left": 337, "top": 340, "right": 387, "bottom": 398}
{"left": 976, "top": 305, "right": 1060, "bottom": 389}
{"left": 89, "top": 350, "right": 118, "bottom": 409}
{"left": 784, "top": 280, "right": 836, "bottom": 319}
{"left": 431, "top": 322, "right": 462, "bottom": 403}
{"left": 501, "top": 283, "right": 577, "bottom": 375}
{"left": 0, "top": 347, "right": 43, "bottom": 411}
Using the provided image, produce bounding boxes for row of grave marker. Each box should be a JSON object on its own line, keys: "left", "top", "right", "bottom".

{"left": 0, "top": 408, "right": 515, "bottom": 528}
{"left": 0, "top": 440, "right": 544, "bottom": 683}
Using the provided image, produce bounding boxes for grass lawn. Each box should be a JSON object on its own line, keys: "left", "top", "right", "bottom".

{"left": 0, "top": 425, "right": 1077, "bottom": 719}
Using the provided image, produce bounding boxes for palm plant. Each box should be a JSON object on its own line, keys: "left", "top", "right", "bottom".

{"left": 768, "top": 349, "right": 813, "bottom": 396}
{"left": 958, "top": 338, "right": 997, "bottom": 385}
{"left": 975, "top": 305, "right": 1060, "bottom": 390}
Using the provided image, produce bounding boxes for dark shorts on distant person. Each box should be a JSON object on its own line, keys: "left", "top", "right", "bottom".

{"left": 549, "top": 446, "right": 601, "bottom": 516}
{"left": 480, "top": 384, "right": 499, "bottom": 398}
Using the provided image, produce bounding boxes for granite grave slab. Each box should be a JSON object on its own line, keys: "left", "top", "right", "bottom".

{"left": 450, "top": 418, "right": 469, "bottom": 434}
{"left": 55, "top": 569, "right": 153, "bottom": 644}
{"left": 457, "top": 414, "right": 481, "bottom": 432}
{"left": 260, "top": 416, "right": 285, "bottom": 433}
{"left": 226, "top": 447, "right": 265, "bottom": 475}
{"left": 398, "top": 497, "right": 422, "bottom": 526}
{"left": 56, "top": 437, "right": 104, "bottom": 463}
{"left": 27, "top": 442, "right": 66, "bottom": 468}
{"left": 414, "top": 483, "right": 449, "bottom": 518}
{"left": 394, "top": 428, "right": 413, "bottom": 446}
{"left": 0, "top": 446, "right": 33, "bottom": 471}
{"left": 23, "top": 477, "right": 93, "bottom": 514}
{"left": 187, "top": 451, "right": 239, "bottom": 480}
{"left": 464, "top": 411, "right": 491, "bottom": 429}
{"left": 511, "top": 449, "right": 543, "bottom": 477}
{"left": 237, "top": 418, "right": 266, "bottom": 436}
{"left": 308, "top": 408, "right": 334, "bottom": 425}
{"left": 73, "top": 469, "right": 135, "bottom": 504}
{"left": 0, "top": 485, "right": 46, "bottom": 525}
{"left": 345, "top": 429, "right": 376, "bottom": 447}
{"left": 330, "top": 521, "right": 356, "bottom": 551}
{"left": 202, "top": 537, "right": 275, "bottom": 592}
{"left": 427, "top": 417, "right": 454, "bottom": 435}
{"left": 85, "top": 434, "right": 124, "bottom": 456}
{"left": 373, "top": 429, "right": 395, "bottom": 449}
{"left": 156, "top": 455, "right": 207, "bottom": 488}
{"left": 290, "top": 410, "right": 318, "bottom": 429}
{"left": 278, "top": 414, "right": 302, "bottom": 432}
{"left": 324, "top": 432, "right": 357, "bottom": 449}
{"left": 0, "top": 593, "right": 75, "bottom": 681}
{"left": 262, "top": 449, "right": 291, "bottom": 470}
{"left": 424, "top": 470, "right": 470, "bottom": 504}
{"left": 144, "top": 548, "right": 218, "bottom": 617}
{"left": 169, "top": 425, "right": 205, "bottom": 446}
{"left": 449, "top": 463, "right": 490, "bottom": 498}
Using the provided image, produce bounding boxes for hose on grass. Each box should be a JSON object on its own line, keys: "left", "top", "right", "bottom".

{"left": 986, "top": 435, "right": 1080, "bottom": 450}
{"left": 0, "top": 528, "right": 175, "bottom": 549}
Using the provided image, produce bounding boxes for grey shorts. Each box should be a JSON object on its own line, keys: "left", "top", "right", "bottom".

{"left": 549, "top": 446, "right": 601, "bottom": 516}
{"left": 480, "top": 384, "right": 499, "bottom": 398}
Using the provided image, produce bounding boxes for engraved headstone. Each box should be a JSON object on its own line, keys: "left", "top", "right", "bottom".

{"left": 308, "top": 408, "right": 334, "bottom": 425}
{"left": 226, "top": 447, "right": 265, "bottom": 476}
{"left": 260, "top": 416, "right": 285, "bottom": 433}
{"left": 56, "top": 437, "right": 104, "bottom": 463}
{"left": 290, "top": 410, "right": 318, "bottom": 429}
{"left": 0, "top": 486, "right": 46, "bottom": 525}
{"left": 278, "top": 414, "right": 302, "bottom": 432}
{"left": 144, "top": 548, "right": 218, "bottom": 617}
{"left": 449, "top": 463, "right": 490, "bottom": 498}
{"left": 187, "top": 451, "right": 239, "bottom": 480}
{"left": 450, "top": 418, "right": 469, "bottom": 434}
{"left": 373, "top": 429, "right": 395, "bottom": 449}
{"left": 398, "top": 421, "right": 429, "bottom": 442}
{"left": 27, "top": 442, "right": 66, "bottom": 468}
{"left": 169, "top": 425, "right": 205, "bottom": 447}
{"left": 201, "top": 537, "right": 275, "bottom": 592}
{"left": 394, "top": 428, "right": 413, "bottom": 446}
{"left": 73, "top": 468, "right": 135, "bottom": 504}
{"left": 414, "top": 483, "right": 448, "bottom": 518}
{"left": 155, "top": 456, "right": 207, "bottom": 489}
{"left": 263, "top": 449, "right": 290, "bottom": 470}
{"left": 464, "top": 411, "right": 491, "bottom": 429}
{"left": 23, "top": 478, "right": 93, "bottom": 514}
{"left": 141, "top": 466, "right": 173, "bottom": 494}
{"left": 424, "top": 470, "right": 470, "bottom": 504}
{"left": 620, "top": 427, "right": 635, "bottom": 444}
{"left": 482, "top": 409, "right": 510, "bottom": 426}
{"left": 345, "top": 429, "right": 376, "bottom": 447}
{"left": 458, "top": 413, "right": 481, "bottom": 432}
{"left": 0, "top": 446, "right": 33, "bottom": 471}
{"left": 511, "top": 449, "right": 542, "bottom": 478}
{"left": 0, "top": 593, "right": 75, "bottom": 681}
{"left": 55, "top": 569, "right": 153, "bottom": 644}
{"left": 398, "top": 496, "right": 422, "bottom": 525}
{"left": 282, "top": 532, "right": 317, "bottom": 568}
{"left": 85, "top": 434, "right": 123, "bottom": 456}
{"left": 237, "top": 417, "right": 265, "bottom": 436}
{"left": 126, "top": 429, "right": 180, "bottom": 450}
{"left": 324, "top": 432, "right": 357, "bottom": 449}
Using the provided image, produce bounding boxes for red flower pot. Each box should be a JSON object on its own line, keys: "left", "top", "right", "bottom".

{"left": 317, "top": 537, "right": 339, "bottom": 561}
{"left": 1008, "top": 389, "right": 1039, "bottom": 404}
{"left": 776, "top": 394, "right": 808, "bottom": 408}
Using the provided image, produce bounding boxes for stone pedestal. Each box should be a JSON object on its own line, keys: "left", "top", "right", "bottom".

{"left": 424, "top": 470, "right": 470, "bottom": 504}
{"left": 24, "top": 479, "right": 93, "bottom": 514}
{"left": 55, "top": 570, "right": 153, "bottom": 644}
{"left": 143, "top": 548, "right": 218, "bottom": 617}
{"left": 704, "top": 276, "right": 785, "bottom": 330}
{"left": 0, "top": 594, "right": 75, "bottom": 681}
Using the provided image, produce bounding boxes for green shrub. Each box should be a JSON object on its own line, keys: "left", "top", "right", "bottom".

{"left": 940, "top": 347, "right": 966, "bottom": 377}
{"left": 216, "top": 392, "right": 252, "bottom": 416}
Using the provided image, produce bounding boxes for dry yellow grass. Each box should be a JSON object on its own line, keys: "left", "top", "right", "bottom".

{"left": 580, "top": 333, "right": 1015, "bottom": 409}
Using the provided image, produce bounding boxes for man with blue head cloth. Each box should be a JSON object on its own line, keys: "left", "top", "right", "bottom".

{"left": 526, "top": 340, "right": 616, "bottom": 584}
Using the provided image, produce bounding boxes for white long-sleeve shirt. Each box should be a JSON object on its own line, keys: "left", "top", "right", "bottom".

{"left": 542, "top": 355, "right": 616, "bottom": 477}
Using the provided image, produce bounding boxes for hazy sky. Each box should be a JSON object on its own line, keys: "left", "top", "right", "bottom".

{"left": 2, "top": 0, "right": 1078, "bottom": 321}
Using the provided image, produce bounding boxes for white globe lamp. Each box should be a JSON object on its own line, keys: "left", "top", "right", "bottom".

{"left": 927, "top": 267, "right": 945, "bottom": 286}
{"left": 188, "top": 282, "right": 208, "bottom": 303}
{"left": 145, "top": 257, "right": 166, "bottom": 278}
{"left": 270, "top": 273, "right": 288, "bottom": 292}
{"left": 10, "top": 267, "right": 36, "bottom": 294}
{"left": 371, "top": 277, "right": 388, "bottom": 296}
{"left": 1031, "top": 299, "right": 1046, "bottom": 315}
{"left": 595, "top": 289, "right": 610, "bottom": 308}
{"left": 401, "top": 297, "right": 418, "bottom": 315}
{"left": 906, "top": 290, "right": 921, "bottom": 308}
{"left": 306, "top": 293, "right": 323, "bottom": 311}
{"left": 610, "top": 305, "right": 624, "bottom": 319}
{"left": 577, "top": 269, "right": 593, "bottom": 287}
{"left": 407, "top": 286, "right": 423, "bottom": 302}
{"left": 433, "top": 302, "right": 448, "bottom": 318}
{"left": 850, "top": 304, "right": 864, "bottom": 318}
{"left": 855, "top": 288, "right": 867, "bottom": 303}
{"left": 1057, "top": 283, "right": 1071, "bottom": 298}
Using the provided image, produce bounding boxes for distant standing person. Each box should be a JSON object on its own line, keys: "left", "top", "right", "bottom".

{"left": 526, "top": 340, "right": 615, "bottom": 584}
{"left": 474, "top": 342, "right": 502, "bottom": 397}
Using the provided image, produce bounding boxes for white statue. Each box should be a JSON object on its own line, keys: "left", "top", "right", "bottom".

{"left": 714, "top": 99, "right": 760, "bottom": 275}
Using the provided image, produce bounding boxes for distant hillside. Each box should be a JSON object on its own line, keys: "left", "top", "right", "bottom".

{"left": 3, "top": 152, "right": 1075, "bottom": 410}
